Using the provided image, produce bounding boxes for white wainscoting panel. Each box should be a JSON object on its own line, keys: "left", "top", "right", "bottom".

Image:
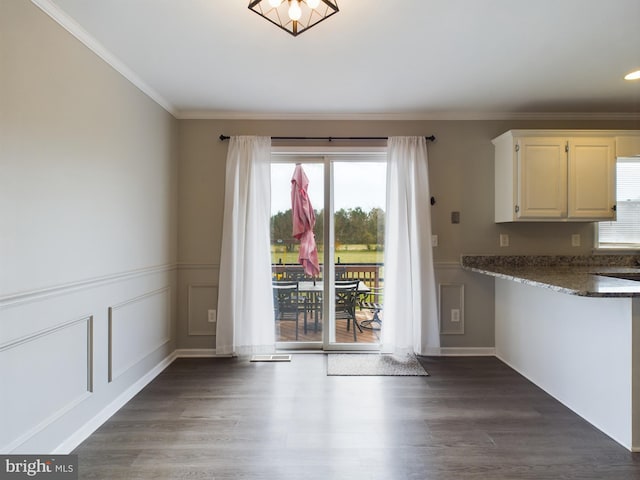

{"left": 187, "top": 284, "right": 217, "bottom": 336}
{"left": 108, "top": 287, "right": 171, "bottom": 382}
{"left": 0, "top": 316, "right": 93, "bottom": 452}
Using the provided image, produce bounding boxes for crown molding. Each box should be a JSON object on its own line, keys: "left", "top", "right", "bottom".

{"left": 30, "top": 0, "right": 177, "bottom": 117}
{"left": 176, "top": 110, "right": 640, "bottom": 121}
{"left": 27, "top": 1, "right": 640, "bottom": 124}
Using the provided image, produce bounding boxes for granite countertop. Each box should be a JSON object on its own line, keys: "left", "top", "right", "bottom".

{"left": 461, "top": 255, "right": 640, "bottom": 297}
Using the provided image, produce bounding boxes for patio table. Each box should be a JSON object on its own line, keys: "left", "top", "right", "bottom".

{"left": 296, "top": 281, "right": 370, "bottom": 333}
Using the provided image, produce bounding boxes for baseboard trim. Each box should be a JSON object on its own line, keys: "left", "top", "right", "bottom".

{"left": 53, "top": 351, "right": 178, "bottom": 454}
{"left": 172, "top": 348, "right": 495, "bottom": 357}
{"left": 425, "top": 347, "right": 496, "bottom": 356}
{"left": 174, "top": 348, "right": 233, "bottom": 358}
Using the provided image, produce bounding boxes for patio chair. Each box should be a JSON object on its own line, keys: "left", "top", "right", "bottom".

{"left": 272, "top": 281, "right": 305, "bottom": 340}
{"left": 359, "top": 287, "right": 383, "bottom": 330}
{"left": 335, "top": 281, "right": 361, "bottom": 341}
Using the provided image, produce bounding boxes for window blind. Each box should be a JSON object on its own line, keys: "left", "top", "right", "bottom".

{"left": 598, "top": 158, "right": 640, "bottom": 248}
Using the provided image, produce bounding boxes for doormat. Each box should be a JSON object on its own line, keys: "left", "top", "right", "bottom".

{"left": 250, "top": 354, "right": 292, "bottom": 362}
{"left": 327, "top": 354, "right": 429, "bottom": 376}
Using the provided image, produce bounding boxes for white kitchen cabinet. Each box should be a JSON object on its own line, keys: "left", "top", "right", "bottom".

{"left": 568, "top": 138, "right": 616, "bottom": 219}
{"left": 517, "top": 137, "right": 567, "bottom": 219}
{"left": 493, "top": 130, "right": 616, "bottom": 222}
{"left": 616, "top": 135, "right": 640, "bottom": 157}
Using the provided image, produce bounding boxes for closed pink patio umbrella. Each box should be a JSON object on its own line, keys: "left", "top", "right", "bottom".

{"left": 291, "top": 164, "right": 320, "bottom": 277}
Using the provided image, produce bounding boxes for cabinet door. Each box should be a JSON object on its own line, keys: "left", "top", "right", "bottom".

{"left": 616, "top": 136, "right": 640, "bottom": 157}
{"left": 568, "top": 138, "right": 616, "bottom": 219}
{"left": 517, "top": 138, "right": 567, "bottom": 219}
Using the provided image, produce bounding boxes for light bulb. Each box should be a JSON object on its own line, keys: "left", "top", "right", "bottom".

{"left": 624, "top": 70, "right": 640, "bottom": 80}
{"left": 288, "top": 0, "right": 302, "bottom": 20}
{"left": 268, "top": 0, "right": 282, "bottom": 7}
{"left": 306, "top": 0, "right": 320, "bottom": 8}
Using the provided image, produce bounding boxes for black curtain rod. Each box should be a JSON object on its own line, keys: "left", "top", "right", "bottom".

{"left": 219, "top": 135, "right": 436, "bottom": 142}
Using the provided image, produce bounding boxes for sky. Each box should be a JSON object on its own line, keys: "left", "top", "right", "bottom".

{"left": 270, "top": 162, "right": 387, "bottom": 215}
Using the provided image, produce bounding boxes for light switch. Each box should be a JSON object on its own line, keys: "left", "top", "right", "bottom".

{"left": 431, "top": 235, "right": 439, "bottom": 247}
{"left": 208, "top": 309, "right": 217, "bottom": 323}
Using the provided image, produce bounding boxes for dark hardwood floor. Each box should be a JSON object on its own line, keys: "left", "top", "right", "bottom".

{"left": 74, "top": 355, "right": 640, "bottom": 479}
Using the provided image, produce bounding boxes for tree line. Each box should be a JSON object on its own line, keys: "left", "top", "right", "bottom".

{"left": 271, "top": 207, "right": 385, "bottom": 251}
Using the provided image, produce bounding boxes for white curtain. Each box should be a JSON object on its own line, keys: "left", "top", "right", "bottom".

{"left": 216, "top": 136, "right": 275, "bottom": 355}
{"left": 382, "top": 136, "right": 440, "bottom": 355}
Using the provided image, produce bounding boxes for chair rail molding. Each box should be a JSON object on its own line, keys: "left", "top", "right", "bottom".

{"left": 0, "top": 264, "right": 176, "bottom": 309}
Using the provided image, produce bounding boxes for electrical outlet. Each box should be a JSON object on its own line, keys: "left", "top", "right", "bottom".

{"left": 499, "top": 234, "right": 509, "bottom": 247}
{"left": 431, "top": 235, "right": 438, "bottom": 247}
{"left": 451, "top": 309, "right": 460, "bottom": 323}
{"left": 208, "top": 309, "right": 217, "bottom": 323}
{"left": 571, "top": 234, "right": 581, "bottom": 247}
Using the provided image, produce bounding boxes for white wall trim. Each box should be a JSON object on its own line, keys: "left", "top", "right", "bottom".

{"left": 108, "top": 287, "right": 172, "bottom": 382}
{"left": 176, "top": 110, "right": 640, "bottom": 121}
{"left": 174, "top": 348, "right": 232, "bottom": 358}
{"left": 0, "top": 264, "right": 175, "bottom": 309}
{"left": 172, "top": 347, "right": 494, "bottom": 357}
{"left": 2, "top": 316, "right": 94, "bottom": 453}
{"left": 5, "top": 392, "right": 92, "bottom": 454}
{"left": 423, "top": 347, "right": 496, "bottom": 356}
{"left": 53, "top": 351, "right": 178, "bottom": 454}
{"left": 29, "top": 0, "right": 176, "bottom": 117}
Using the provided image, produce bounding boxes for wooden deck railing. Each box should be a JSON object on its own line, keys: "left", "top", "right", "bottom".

{"left": 272, "top": 263, "right": 384, "bottom": 289}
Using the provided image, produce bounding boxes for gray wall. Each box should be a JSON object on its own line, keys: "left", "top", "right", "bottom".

{"left": 176, "top": 118, "right": 639, "bottom": 349}
{"left": 3, "top": 0, "right": 639, "bottom": 454}
{"left": 1, "top": 0, "right": 178, "bottom": 452}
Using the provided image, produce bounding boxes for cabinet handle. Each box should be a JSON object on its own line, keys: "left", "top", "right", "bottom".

{"left": 612, "top": 205, "right": 617, "bottom": 211}
{"left": 515, "top": 205, "right": 520, "bottom": 213}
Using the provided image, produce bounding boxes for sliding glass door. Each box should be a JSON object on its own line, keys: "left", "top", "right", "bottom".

{"left": 271, "top": 159, "right": 325, "bottom": 345}
{"left": 270, "top": 149, "right": 386, "bottom": 350}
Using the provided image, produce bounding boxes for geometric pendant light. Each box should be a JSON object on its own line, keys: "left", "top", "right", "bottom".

{"left": 248, "top": 0, "right": 339, "bottom": 37}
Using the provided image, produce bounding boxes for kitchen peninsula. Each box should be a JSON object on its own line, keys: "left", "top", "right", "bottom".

{"left": 462, "top": 255, "right": 640, "bottom": 451}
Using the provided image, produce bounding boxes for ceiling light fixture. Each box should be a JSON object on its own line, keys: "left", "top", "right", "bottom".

{"left": 624, "top": 69, "right": 640, "bottom": 80}
{"left": 248, "top": 0, "right": 339, "bottom": 37}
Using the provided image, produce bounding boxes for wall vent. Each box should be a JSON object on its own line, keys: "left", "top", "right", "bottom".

{"left": 250, "top": 354, "right": 292, "bottom": 362}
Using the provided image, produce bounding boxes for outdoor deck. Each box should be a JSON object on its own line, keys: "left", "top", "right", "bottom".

{"left": 275, "top": 312, "right": 380, "bottom": 343}
{"left": 272, "top": 263, "right": 383, "bottom": 344}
